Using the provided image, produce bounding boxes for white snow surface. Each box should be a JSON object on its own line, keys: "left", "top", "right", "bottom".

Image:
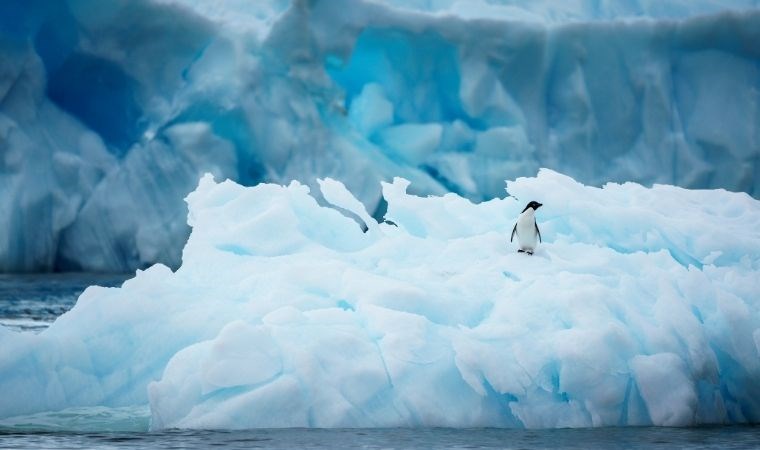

{"left": 1, "top": 0, "right": 760, "bottom": 272}
{"left": 0, "top": 170, "right": 758, "bottom": 429}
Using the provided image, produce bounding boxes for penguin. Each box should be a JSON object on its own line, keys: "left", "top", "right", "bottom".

{"left": 510, "top": 201, "right": 542, "bottom": 255}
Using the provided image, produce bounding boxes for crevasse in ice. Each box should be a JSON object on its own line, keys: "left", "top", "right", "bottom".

{"left": 0, "top": 170, "right": 758, "bottom": 429}
{"left": 1, "top": 0, "right": 759, "bottom": 271}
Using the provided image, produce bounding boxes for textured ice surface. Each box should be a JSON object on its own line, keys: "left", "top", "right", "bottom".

{"left": 1, "top": 0, "right": 759, "bottom": 272}
{"left": 0, "top": 170, "right": 758, "bottom": 429}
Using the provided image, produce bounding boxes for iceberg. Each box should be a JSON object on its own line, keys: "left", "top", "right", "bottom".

{"left": 0, "top": 170, "right": 758, "bottom": 429}
{"left": 1, "top": 0, "right": 760, "bottom": 272}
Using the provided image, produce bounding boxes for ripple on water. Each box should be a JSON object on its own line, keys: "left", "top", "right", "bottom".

{"left": 0, "top": 426, "right": 759, "bottom": 450}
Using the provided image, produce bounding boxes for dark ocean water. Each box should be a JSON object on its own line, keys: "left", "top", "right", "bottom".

{"left": 1, "top": 427, "right": 759, "bottom": 450}
{"left": 1, "top": 274, "right": 758, "bottom": 449}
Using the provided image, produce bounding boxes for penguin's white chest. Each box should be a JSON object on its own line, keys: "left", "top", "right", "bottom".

{"left": 515, "top": 211, "right": 538, "bottom": 250}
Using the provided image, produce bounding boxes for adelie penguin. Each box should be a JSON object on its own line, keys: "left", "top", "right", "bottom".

{"left": 510, "top": 201, "right": 542, "bottom": 255}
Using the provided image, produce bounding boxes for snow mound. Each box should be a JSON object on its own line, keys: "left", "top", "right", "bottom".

{"left": 0, "top": 170, "right": 758, "bottom": 429}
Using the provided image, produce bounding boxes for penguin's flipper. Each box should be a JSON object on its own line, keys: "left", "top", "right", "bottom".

{"left": 510, "top": 223, "right": 517, "bottom": 242}
{"left": 535, "top": 222, "right": 542, "bottom": 243}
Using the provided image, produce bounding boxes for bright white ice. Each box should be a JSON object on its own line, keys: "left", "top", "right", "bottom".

{"left": 0, "top": 170, "right": 758, "bottom": 429}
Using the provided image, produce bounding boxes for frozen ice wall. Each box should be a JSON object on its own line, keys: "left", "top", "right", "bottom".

{"left": 1, "top": 0, "right": 759, "bottom": 271}
{"left": 0, "top": 171, "right": 758, "bottom": 429}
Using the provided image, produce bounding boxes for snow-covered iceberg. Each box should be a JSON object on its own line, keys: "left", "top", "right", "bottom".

{"left": 0, "top": 170, "right": 758, "bottom": 429}
{"left": 1, "top": 0, "right": 759, "bottom": 272}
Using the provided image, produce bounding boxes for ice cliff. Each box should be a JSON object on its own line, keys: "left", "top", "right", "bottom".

{"left": 0, "top": 171, "right": 759, "bottom": 429}
{"left": 1, "top": 0, "right": 759, "bottom": 272}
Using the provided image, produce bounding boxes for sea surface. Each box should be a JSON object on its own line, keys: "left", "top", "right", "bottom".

{"left": 0, "top": 274, "right": 758, "bottom": 450}
{"left": 1, "top": 426, "right": 759, "bottom": 450}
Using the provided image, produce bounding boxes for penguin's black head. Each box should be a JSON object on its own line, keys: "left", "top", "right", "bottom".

{"left": 522, "top": 201, "right": 543, "bottom": 213}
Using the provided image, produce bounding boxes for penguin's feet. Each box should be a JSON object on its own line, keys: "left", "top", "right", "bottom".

{"left": 518, "top": 249, "right": 533, "bottom": 255}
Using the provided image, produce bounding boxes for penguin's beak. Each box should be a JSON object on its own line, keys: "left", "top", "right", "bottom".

{"left": 536, "top": 202, "right": 543, "bottom": 209}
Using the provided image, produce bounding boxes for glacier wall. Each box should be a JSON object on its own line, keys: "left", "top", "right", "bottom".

{"left": 0, "top": 171, "right": 758, "bottom": 429}
{"left": 1, "top": 0, "right": 759, "bottom": 272}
